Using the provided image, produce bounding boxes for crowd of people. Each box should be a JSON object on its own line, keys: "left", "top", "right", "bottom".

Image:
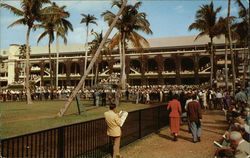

{"left": 214, "top": 92, "right": 250, "bottom": 158}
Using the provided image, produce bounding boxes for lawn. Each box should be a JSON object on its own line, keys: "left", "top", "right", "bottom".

{"left": 0, "top": 99, "right": 155, "bottom": 139}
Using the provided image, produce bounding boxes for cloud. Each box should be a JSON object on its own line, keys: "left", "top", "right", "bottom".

{"left": 173, "top": 5, "right": 184, "bottom": 13}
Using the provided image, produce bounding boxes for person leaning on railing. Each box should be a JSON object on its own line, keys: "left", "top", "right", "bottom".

{"left": 104, "top": 104, "right": 123, "bottom": 158}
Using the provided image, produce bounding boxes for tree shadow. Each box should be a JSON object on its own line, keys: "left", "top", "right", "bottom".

{"left": 202, "top": 128, "right": 225, "bottom": 135}
{"left": 180, "top": 128, "right": 189, "bottom": 133}
{"left": 156, "top": 132, "right": 193, "bottom": 142}
{"left": 202, "top": 124, "right": 227, "bottom": 131}
{"left": 202, "top": 121, "right": 227, "bottom": 125}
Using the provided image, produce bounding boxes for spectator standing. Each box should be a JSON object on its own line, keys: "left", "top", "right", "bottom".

{"left": 235, "top": 89, "right": 248, "bottom": 104}
{"left": 125, "top": 89, "right": 129, "bottom": 101}
{"left": 94, "top": 90, "right": 100, "bottom": 107}
{"left": 102, "top": 90, "right": 107, "bottom": 107}
{"left": 167, "top": 94, "right": 182, "bottom": 141}
{"left": 146, "top": 92, "right": 150, "bottom": 104}
{"left": 187, "top": 94, "right": 202, "bottom": 143}
{"left": 216, "top": 90, "right": 223, "bottom": 110}
{"left": 104, "top": 104, "right": 123, "bottom": 158}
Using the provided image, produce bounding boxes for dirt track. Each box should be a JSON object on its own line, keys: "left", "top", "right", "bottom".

{"left": 120, "top": 110, "right": 228, "bottom": 158}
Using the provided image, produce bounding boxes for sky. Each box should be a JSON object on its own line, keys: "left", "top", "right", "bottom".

{"left": 0, "top": 0, "right": 248, "bottom": 49}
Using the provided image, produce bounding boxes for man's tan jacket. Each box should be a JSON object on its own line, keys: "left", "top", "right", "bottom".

{"left": 104, "top": 110, "right": 122, "bottom": 137}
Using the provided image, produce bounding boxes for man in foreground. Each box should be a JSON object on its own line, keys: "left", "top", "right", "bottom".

{"left": 104, "top": 104, "right": 123, "bottom": 158}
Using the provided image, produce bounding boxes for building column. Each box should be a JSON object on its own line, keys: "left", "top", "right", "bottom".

{"left": 125, "top": 56, "right": 130, "bottom": 86}
{"left": 174, "top": 54, "right": 181, "bottom": 85}
{"left": 213, "top": 53, "right": 218, "bottom": 79}
{"left": 155, "top": 55, "right": 164, "bottom": 85}
{"left": 65, "top": 59, "right": 72, "bottom": 87}
{"left": 39, "top": 61, "right": 45, "bottom": 86}
{"left": 194, "top": 54, "right": 200, "bottom": 84}
{"left": 14, "top": 61, "right": 20, "bottom": 82}
{"left": 8, "top": 44, "right": 20, "bottom": 85}
{"left": 140, "top": 55, "right": 148, "bottom": 85}
{"left": 108, "top": 57, "right": 115, "bottom": 74}
{"left": 79, "top": 59, "right": 84, "bottom": 76}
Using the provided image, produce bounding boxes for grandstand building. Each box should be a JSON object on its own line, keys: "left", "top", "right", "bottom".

{"left": 0, "top": 35, "right": 248, "bottom": 87}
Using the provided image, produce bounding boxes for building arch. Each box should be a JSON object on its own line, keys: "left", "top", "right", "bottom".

{"left": 59, "top": 63, "right": 66, "bottom": 74}
{"left": 44, "top": 63, "right": 50, "bottom": 70}
{"left": 164, "top": 58, "right": 176, "bottom": 72}
{"left": 199, "top": 56, "right": 210, "bottom": 70}
{"left": 147, "top": 58, "right": 158, "bottom": 72}
{"left": 130, "top": 59, "right": 141, "bottom": 72}
{"left": 99, "top": 61, "right": 109, "bottom": 72}
{"left": 181, "top": 57, "right": 194, "bottom": 71}
{"left": 71, "top": 62, "right": 80, "bottom": 74}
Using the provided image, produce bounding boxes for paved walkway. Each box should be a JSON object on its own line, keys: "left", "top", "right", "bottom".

{"left": 120, "top": 110, "right": 228, "bottom": 158}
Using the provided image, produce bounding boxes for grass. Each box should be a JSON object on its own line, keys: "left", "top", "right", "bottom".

{"left": 0, "top": 99, "right": 153, "bottom": 139}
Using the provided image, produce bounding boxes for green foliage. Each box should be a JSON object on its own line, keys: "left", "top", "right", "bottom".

{"left": 102, "top": 0, "right": 152, "bottom": 51}
{"left": 19, "top": 44, "right": 30, "bottom": 59}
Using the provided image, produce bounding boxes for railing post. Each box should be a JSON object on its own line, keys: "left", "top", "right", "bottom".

{"left": 139, "top": 110, "right": 142, "bottom": 138}
{"left": 58, "top": 127, "right": 64, "bottom": 158}
{"left": 157, "top": 106, "right": 160, "bottom": 130}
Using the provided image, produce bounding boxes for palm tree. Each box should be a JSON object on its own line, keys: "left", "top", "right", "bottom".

{"left": 58, "top": 0, "right": 128, "bottom": 117}
{"left": 188, "top": 2, "right": 221, "bottom": 88}
{"left": 35, "top": 3, "right": 72, "bottom": 99}
{"left": 217, "top": 16, "right": 235, "bottom": 90}
{"left": 50, "top": 3, "right": 73, "bottom": 89}
{"left": 226, "top": 0, "right": 237, "bottom": 95}
{"left": 102, "top": 0, "right": 152, "bottom": 89}
{"left": 232, "top": 1, "right": 249, "bottom": 88}
{"left": 1, "top": 0, "right": 51, "bottom": 104}
{"left": 80, "top": 14, "right": 98, "bottom": 82}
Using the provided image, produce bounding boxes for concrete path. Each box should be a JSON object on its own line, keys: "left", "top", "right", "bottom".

{"left": 120, "top": 110, "right": 228, "bottom": 158}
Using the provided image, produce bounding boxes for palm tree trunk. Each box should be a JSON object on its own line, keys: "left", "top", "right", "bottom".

{"left": 91, "top": 68, "right": 94, "bottom": 87}
{"left": 121, "top": 33, "right": 126, "bottom": 89}
{"left": 48, "top": 42, "right": 53, "bottom": 100}
{"left": 119, "top": 34, "right": 122, "bottom": 82}
{"left": 227, "top": 0, "right": 236, "bottom": 95}
{"left": 57, "top": 0, "right": 127, "bottom": 117}
{"left": 242, "top": 44, "right": 248, "bottom": 88}
{"left": 225, "top": 37, "right": 228, "bottom": 90}
{"left": 84, "top": 25, "right": 89, "bottom": 73}
{"left": 95, "top": 62, "right": 99, "bottom": 85}
{"left": 25, "top": 26, "right": 33, "bottom": 104}
{"left": 56, "top": 35, "right": 59, "bottom": 89}
{"left": 210, "top": 38, "right": 214, "bottom": 88}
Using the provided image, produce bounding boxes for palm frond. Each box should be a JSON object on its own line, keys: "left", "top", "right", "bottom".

{"left": 0, "top": 3, "right": 24, "bottom": 16}
{"left": 195, "top": 32, "right": 206, "bottom": 41}
{"left": 37, "top": 31, "right": 49, "bottom": 44}
{"left": 8, "top": 18, "right": 26, "bottom": 28}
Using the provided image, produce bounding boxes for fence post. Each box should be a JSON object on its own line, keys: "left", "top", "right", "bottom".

{"left": 139, "top": 110, "right": 142, "bottom": 139}
{"left": 157, "top": 106, "right": 160, "bottom": 130}
{"left": 58, "top": 127, "right": 64, "bottom": 158}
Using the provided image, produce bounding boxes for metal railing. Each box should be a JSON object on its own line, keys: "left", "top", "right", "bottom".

{"left": 1, "top": 105, "right": 169, "bottom": 158}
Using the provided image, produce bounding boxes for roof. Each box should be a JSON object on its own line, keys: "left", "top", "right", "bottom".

{"left": 0, "top": 35, "right": 226, "bottom": 57}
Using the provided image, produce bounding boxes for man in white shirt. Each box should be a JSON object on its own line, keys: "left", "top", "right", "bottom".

{"left": 215, "top": 90, "right": 223, "bottom": 110}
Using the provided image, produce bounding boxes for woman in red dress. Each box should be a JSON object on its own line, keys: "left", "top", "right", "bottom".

{"left": 167, "top": 94, "right": 182, "bottom": 141}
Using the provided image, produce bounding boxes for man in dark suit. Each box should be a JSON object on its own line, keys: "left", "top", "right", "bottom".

{"left": 102, "top": 90, "right": 106, "bottom": 106}
{"left": 187, "top": 94, "right": 202, "bottom": 143}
